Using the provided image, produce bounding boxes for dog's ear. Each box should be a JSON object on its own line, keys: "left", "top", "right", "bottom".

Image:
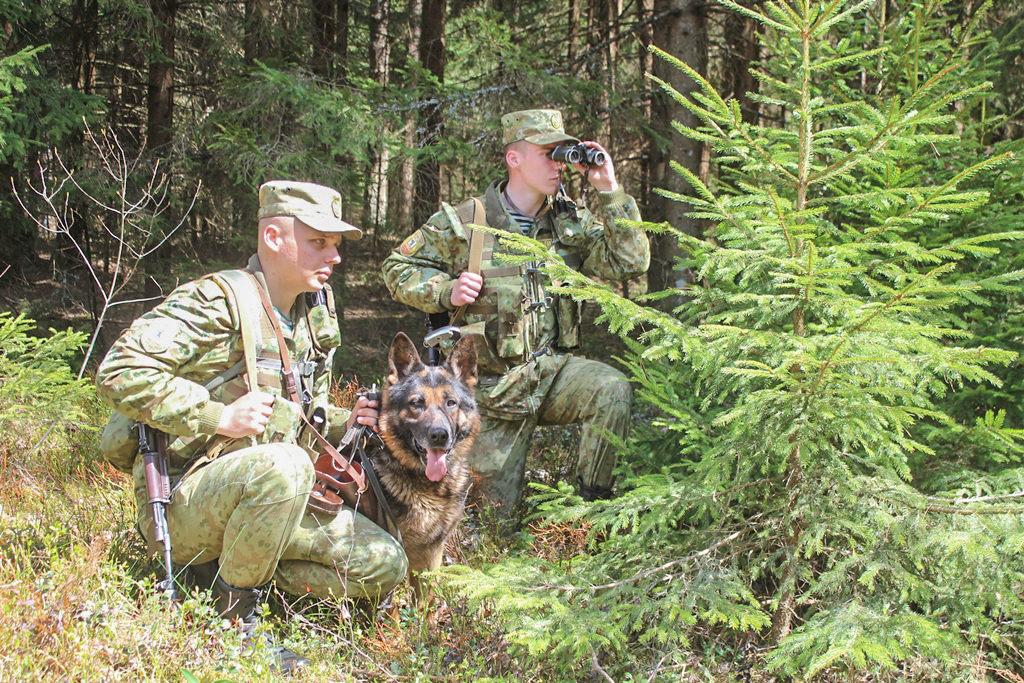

{"left": 445, "top": 335, "right": 478, "bottom": 389}
{"left": 388, "top": 332, "right": 424, "bottom": 385}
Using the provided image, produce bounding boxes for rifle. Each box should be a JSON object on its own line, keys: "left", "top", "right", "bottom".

{"left": 423, "top": 312, "right": 460, "bottom": 366}
{"left": 138, "top": 422, "right": 176, "bottom": 599}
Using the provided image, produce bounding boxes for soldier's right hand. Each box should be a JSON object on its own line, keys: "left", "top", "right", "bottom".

{"left": 217, "top": 391, "right": 276, "bottom": 437}
{"left": 450, "top": 271, "right": 483, "bottom": 307}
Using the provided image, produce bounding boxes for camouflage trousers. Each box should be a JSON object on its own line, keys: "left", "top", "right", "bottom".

{"left": 472, "top": 355, "right": 633, "bottom": 508}
{"left": 134, "top": 443, "right": 407, "bottom": 600}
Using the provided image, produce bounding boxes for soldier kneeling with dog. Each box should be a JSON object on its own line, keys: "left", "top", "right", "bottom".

{"left": 96, "top": 181, "right": 408, "bottom": 672}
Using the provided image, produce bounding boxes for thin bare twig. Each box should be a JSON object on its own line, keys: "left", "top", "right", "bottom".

{"left": 588, "top": 527, "right": 750, "bottom": 592}
{"left": 13, "top": 122, "right": 199, "bottom": 379}
{"left": 590, "top": 644, "right": 616, "bottom": 683}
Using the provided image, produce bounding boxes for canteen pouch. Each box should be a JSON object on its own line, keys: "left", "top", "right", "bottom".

{"left": 495, "top": 284, "right": 528, "bottom": 359}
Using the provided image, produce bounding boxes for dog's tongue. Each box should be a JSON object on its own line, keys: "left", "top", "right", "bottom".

{"left": 425, "top": 448, "right": 448, "bottom": 482}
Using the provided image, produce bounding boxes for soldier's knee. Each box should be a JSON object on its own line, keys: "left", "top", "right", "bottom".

{"left": 358, "top": 534, "right": 409, "bottom": 597}
{"left": 258, "top": 444, "right": 315, "bottom": 495}
{"left": 596, "top": 368, "right": 633, "bottom": 407}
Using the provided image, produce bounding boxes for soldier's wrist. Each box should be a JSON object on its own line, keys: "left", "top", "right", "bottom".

{"left": 198, "top": 401, "right": 225, "bottom": 435}
{"left": 439, "top": 280, "right": 457, "bottom": 310}
{"left": 597, "top": 185, "right": 629, "bottom": 209}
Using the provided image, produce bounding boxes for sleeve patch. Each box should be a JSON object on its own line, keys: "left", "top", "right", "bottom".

{"left": 400, "top": 230, "right": 425, "bottom": 256}
{"left": 139, "top": 319, "right": 183, "bottom": 355}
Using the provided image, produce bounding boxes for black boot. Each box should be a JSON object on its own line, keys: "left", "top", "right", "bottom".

{"left": 211, "top": 576, "right": 309, "bottom": 674}
{"left": 180, "top": 559, "right": 220, "bottom": 595}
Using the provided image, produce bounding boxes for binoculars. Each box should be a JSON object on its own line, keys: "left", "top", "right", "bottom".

{"left": 549, "top": 143, "right": 607, "bottom": 167}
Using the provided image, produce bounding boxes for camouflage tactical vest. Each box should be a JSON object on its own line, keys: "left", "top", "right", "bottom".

{"left": 99, "top": 268, "right": 341, "bottom": 473}
{"left": 168, "top": 269, "right": 340, "bottom": 467}
{"left": 440, "top": 191, "right": 583, "bottom": 376}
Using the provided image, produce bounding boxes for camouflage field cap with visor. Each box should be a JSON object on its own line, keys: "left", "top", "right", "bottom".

{"left": 501, "top": 109, "right": 579, "bottom": 146}
{"left": 258, "top": 180, "right": 363, "bottom": 240}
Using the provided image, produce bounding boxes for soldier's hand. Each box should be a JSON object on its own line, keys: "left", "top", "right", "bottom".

{"left": 575, "top": 141, "right": 618, "bottom": 193}
{"left": 347, "top": 395, "right": 380, "bottom": 432}
{"left": 450, "top": 271, "right": 483, "bottom": 307}
{"left": 217, "top": 391, "right": 276, "bottom": 437}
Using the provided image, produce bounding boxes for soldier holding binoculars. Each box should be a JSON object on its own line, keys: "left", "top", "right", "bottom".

{"left": 382, "top": 108, "right": 650, "bottom": 512}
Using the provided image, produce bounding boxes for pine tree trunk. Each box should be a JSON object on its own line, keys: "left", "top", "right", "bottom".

{"left": 636, "top": 0, "right": 653, "bottom": 208}
{"left": 312, "top": 0, "right": 334, "bottom": 78}
{"left": 724, "top": 6, "right": 761, "bottom": 125}
{"left": 146, "top": 0, "right": 177, "bottom": 154}
{"left": 365, "top": 0, "right": 390, "bottom": 251}
{"left": 143, "top": 0, "right": 179, "bottom": 302}
{"left": 772, "top": 25, "right": 813, "bottom": 643}
{"left": 59, "top": 0, "right": 99, "bottom": 293}
{"left": 414, "top": 0, "right": 446, "bottom": 227}
{"left": 393, "top": 0, "right": 421, "bottom": 233}
{"left": 0, "top": 19, "right": 29, "bottom": 273}
{"left": 647, "top": 0, "right": 707, "bottom": 305}
{"left": 567, "top": 0, "right": 580, "bottom": 62}
{"left": 244, "top": 0, "right": 271, "bottom": 64}
{"left": 587, "top": 0, "right": 617, "bottom": 139}
{"left": 336, "top": 0, "right": 350, "bottom": 82}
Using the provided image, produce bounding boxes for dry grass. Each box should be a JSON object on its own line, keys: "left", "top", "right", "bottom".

{"left": 0, "top": 399, "right": 581, "bottom": 682}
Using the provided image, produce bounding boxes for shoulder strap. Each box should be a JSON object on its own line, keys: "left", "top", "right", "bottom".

{"left": 455, "top": 196, "right": 486, "bottom": 227}
{"left": 242, "top": 270, "right": 303, "bottom": 404}
{"left": 456, "top": 197, "right": 487, "bottom": 273}
{"left": 450, "top": 197, "right": 487, "bottom": 326}
{"left": 208, "top": 270, "right": 263, "bottom": 393}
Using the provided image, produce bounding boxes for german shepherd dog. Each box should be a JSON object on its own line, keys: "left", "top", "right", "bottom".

{"left": 374, "top": 332, "right": 479, "bottom": 598}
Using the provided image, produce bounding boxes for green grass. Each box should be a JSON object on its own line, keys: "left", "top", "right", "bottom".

{"left": 0, "top": 410, "right": 593, "bottom": 682}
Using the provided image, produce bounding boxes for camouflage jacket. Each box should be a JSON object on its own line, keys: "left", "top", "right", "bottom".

{"left": 382, "top": 179, "right": 648, "bottom": 372}
{"left": 96, "top": 255, "right": 348, "bottom": 474}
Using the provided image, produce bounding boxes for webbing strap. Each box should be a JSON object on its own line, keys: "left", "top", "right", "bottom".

{"left": 467, "top": 197, "right": 486, "bottom": 272}
{"left": 203, "top": 358, "right": 246, "bottom": 393}
{"left": 211, "top": 271, "right": 262, "bottom": 393}
{"left": 480, "top": 266, "right": 521, "bottom": 278}
{"left": 450, "top": 196, "right": 486, "bottom": 326}
{"left": 246, "top": 272, "right": 302, "bottom": 405}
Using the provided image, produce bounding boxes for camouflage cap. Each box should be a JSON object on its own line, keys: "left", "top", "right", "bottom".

{"left": 501, "top": 109, "right": 579, "bottom": 146}
{"left": 257, "top": 180, "right": 363, "bottom": 240}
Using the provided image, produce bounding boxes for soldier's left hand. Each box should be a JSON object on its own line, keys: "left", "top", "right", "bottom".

{"left": 348, "top": 394, "right": 380, "bottom": 432}
{"left": 573, "top": 141, "right": 618, "bottom": 193}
